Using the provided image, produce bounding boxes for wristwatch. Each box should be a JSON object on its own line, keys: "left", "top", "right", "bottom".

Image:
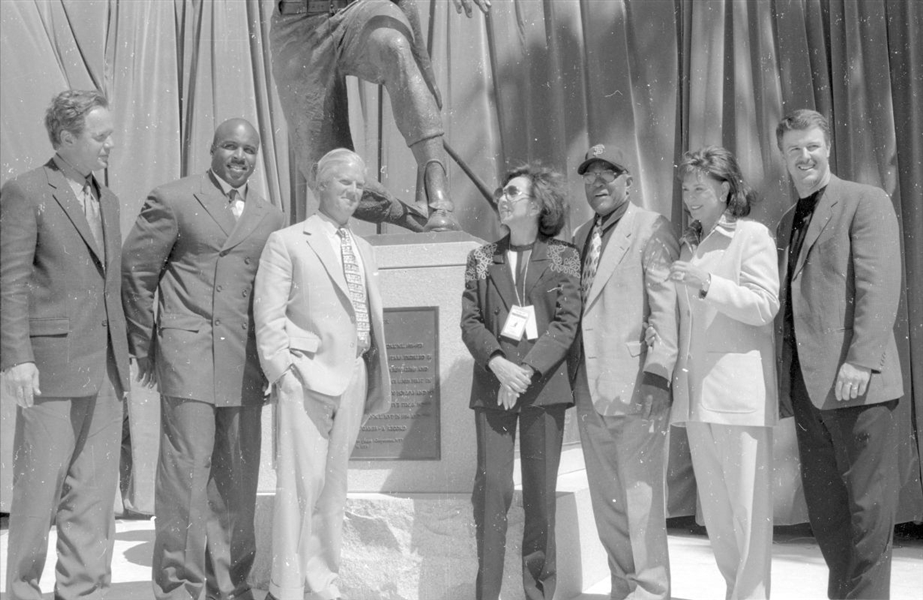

{"left": 699, "top": 274, "right": 711, "bottom": 299}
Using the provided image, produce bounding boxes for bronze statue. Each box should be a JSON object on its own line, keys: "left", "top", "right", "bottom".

{"left": 271, "top": 0, "right": 491, "bottom": 231}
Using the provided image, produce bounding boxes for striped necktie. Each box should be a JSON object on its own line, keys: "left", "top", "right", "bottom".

{"left": 337, "top": 228, "right": 371, "bottom": 352}
{"left": 581, "top": 218, "right": 602, "bottom": 306}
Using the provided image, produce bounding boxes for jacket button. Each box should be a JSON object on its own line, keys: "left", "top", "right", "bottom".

{"left": 217, "top": 285, "right": 223, "bottom": 292}
{"left": 241, "top": 323, "right": 247, "bottom": 330}
{"left": 244, "top": 257, "right": 251, "bottom": 264}
{"left": 101, "top": 320, "right": 108, "bottom": 327}
{"left": 215, "top": 319, "right": 221, "bottom": 326}
{"left": 219, "top": 251, "right": 228, "bottom": 257}
{"left": 242, "top": 290, "right": 249, "bottom": 297}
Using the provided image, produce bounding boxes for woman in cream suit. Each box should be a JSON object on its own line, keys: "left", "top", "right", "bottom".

{"left": 666, "top": 146, "right": 780, "bottom": 599}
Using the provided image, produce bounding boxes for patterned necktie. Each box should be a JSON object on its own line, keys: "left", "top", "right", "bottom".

{"left": 81, "top": 179, "right": 105, "bottom": 260}
{"left": 229, "top": 188, "right": 244, "bottom": 220}
{"left": 581, "top": 218, "right": 602, "bottom": 306}
{"left": 337, "top": 228, "right": 371, "bottom": 352}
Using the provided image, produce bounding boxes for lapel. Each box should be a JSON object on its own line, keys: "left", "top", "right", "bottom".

{"left": 488, "top": 236, "right": 517, "bottom": 309}
{"left": 222, "top": 190, "right": 267, "bottom": 251}
{"left": 777, "top": 204, "right": 796, "bottom": 289}
{"left": 794, "top": 178, "right": 838, "bottom": 279}
{"left": 303, "top": 215, "right": 350, "bottom": 300}
{"left": 194, "top": 173, "right": 236, "bottom": 237}
{"left": 98, "top": 184, "right": 120, "bottom": 272}
{"left": 586, "top": 202, "right": 636, "bottom": 307}
{"left": 44, "top": 161, "right": 104, "bottom": 266}
{"left": 523, "top": 237, "right": 551, "bottom": 298}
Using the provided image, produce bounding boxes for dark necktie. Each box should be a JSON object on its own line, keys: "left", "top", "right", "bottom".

{"left": 229, "top": 188, "right": 244, "bottom": 220}
{"left": 337, "top": 228, "right": 371, "bottom": 352}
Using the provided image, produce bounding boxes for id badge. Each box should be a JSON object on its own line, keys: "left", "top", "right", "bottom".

{"left": 523, "top": 305, "right": 538, "bottom": 340}
{"left": 501, "top": 305, "right": 530, "bottom": 341}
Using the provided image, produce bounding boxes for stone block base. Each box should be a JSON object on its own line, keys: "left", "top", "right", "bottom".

{"left": 249, "top": 471, "right": 605, "bottom": 599}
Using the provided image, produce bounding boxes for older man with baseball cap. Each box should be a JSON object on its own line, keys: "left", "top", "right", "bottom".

{"left": 568, "top": 144, "right": 679, "bottom": 599}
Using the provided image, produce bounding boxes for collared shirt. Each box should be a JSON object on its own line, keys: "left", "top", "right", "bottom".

{"left": 581, "top": 198, "right": 630, "bottom": 264}
{"left": 315, "top": 211, "right": 366, "bottom": 288}
{"left": 53, "top": 154, "right": 98, "bottom": 208}
{"left": 209, "top": 169, "right": 248, "bottom": 202}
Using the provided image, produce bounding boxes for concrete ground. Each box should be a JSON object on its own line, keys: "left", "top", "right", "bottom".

{"left": 1, "top": 516, "right": 920, "bottom": 599}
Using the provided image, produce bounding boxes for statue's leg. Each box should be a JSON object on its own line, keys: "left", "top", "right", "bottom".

{"left": 270, "top": 10, "right": 351, "bottom": 222}
{"left": 339, "top": 1, "right": 459, "bottom": 231}
{"left": 271, "top": 5, "right": 425, "bottom": 231}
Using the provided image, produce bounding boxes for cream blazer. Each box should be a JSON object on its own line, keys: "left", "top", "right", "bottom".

{"left": 670, "top": 216, "right": 780, "bottom": 427}
{"left": 253, "top": 214, "right": 390, "bottom": 418}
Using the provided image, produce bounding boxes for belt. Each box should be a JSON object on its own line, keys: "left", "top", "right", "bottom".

{"left": 278, "top": 0, "right": 353, "bottom": 16}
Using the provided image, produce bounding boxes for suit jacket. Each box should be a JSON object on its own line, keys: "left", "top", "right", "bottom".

{"left": 460, "top": 235, "right": 581, "bottom": 410}
{"left": 253, "top": 215, "right": 390, "bottom": 417}
{"left": 1, "top": 159, "right": 130, "bottom": 398}
{"left": 671, "top": 217, "right": 779, "bottom": 427}
{"left": 121, "top": 172, "right": 285, "bottom": 407}
{"left": 776, "top": 174, "right": 903, "bottom": 411}
{"left": 568, "top": 202, "right": 679, "bottom": 416}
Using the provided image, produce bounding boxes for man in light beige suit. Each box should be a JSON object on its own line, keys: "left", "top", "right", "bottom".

{"left": 568, "top": 144, "right": 679, "bottom": 600}
{"left": 254, "top": 148, "right": 390, "bottom": 600}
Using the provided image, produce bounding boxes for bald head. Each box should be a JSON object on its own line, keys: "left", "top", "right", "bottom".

{"left": 211, "top": 118, "right": 260, "bottom": 187}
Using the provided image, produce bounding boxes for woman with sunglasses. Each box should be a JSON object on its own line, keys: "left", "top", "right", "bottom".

{"left": 665, "top": 146, "right": 780, "bottom": 599}
{"left": 460, "top": 164, "right": 581, "bottom": 600}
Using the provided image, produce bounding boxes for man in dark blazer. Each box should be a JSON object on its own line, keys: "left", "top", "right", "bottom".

{"left": 2, "top": 89, "right": 131, "bottom": 599}
{"left": 775, "top": 109, "right": 903, "bottom": 599}
{"left": 122, "top": 118, "right": 285, "bottom": 600}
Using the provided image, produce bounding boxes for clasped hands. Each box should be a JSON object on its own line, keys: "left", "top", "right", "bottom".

{"left": 489, "top": 355, "right": 533, "bottom": 410}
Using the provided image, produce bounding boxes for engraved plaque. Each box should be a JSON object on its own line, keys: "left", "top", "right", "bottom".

{"left": 351, "top": 307, "right": 440, "bottom": 460}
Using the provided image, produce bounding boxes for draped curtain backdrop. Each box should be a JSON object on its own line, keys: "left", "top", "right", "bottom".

{"left": 1, "top": 0, "right": 920, "bottom": 523}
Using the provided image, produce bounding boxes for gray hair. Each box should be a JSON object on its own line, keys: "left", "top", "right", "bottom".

{"left": 315, "top": 148, "right": 366, "bottom": 188}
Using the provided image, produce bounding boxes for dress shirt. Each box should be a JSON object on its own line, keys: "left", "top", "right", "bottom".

{"left": 209, "top": 169, "right": 248, "bottom": 215}
{"left": 784, "top": 187, "right": 825, "bottom": 352}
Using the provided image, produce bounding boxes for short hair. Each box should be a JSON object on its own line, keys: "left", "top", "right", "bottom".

{"left": 677, "top": 146, "right": 754, "bottom": 218}
{"left": 503, "top": 164, "right": 568, "bottom": 238}
{"left": 315, "top": 148, "right": 366, "bottom": 188}
{"left": 775, "top": 108, "right": 831, "bottom": 151}
{"left": 44, "top": 90, "right": 109, "bottom": 149}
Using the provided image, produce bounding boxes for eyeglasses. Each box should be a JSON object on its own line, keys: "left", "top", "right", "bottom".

{"left": 493, "top": 184, "right": 531, "bottom": 205}
{"left": 582, "top": 170, "right": 623, "bottom": 185}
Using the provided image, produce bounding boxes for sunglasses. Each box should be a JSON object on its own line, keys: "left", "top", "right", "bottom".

{"left": 493, "top": 184, "right": 531, "bottom": 204}
{"left": 582, "top": 170, "right": 624, "bottom": 185}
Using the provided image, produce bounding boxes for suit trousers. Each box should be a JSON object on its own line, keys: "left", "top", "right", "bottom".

{"left": 791, "top": 363, "right": 899, "bottom": 599}
{"left": 686, "top": 422, "right": 773, "bottom": 600}
{"left": 152, "top": 397, "right": 262, "bottom": 600}
{"left": 269, "top": 358, "right": 367, "bottom": 600}
{"left": 574, "top": 366, "right": 670, "bottom": 600}
{"left": 471, "top": 404, "right": 567, "bottom": 600}
{"left": 6, "top": 364, "right": 122, "bottom": 600}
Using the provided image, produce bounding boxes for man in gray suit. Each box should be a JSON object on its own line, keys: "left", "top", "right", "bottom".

{"left": 569, "top": 144, "right": 679, "bottom": 600}
{"left": 775, "top": 109, "right": 903, "bottom": 599}
{"left": 2, "top": 89, "right": 131, "bottom": 599}
{"left": 122, "top": 118, "right": 285, "bottom": 600}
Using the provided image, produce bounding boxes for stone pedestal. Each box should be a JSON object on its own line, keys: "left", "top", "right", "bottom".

{"left": 249, "top": 232, "right": 604, "bottom": 598}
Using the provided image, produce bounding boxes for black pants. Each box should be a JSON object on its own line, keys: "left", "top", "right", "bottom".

{"left": 791, "top": 364, "right": 900, "bottom": 599}
{"left": 471, "top": 404, "right": 566, "bottom": 600}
